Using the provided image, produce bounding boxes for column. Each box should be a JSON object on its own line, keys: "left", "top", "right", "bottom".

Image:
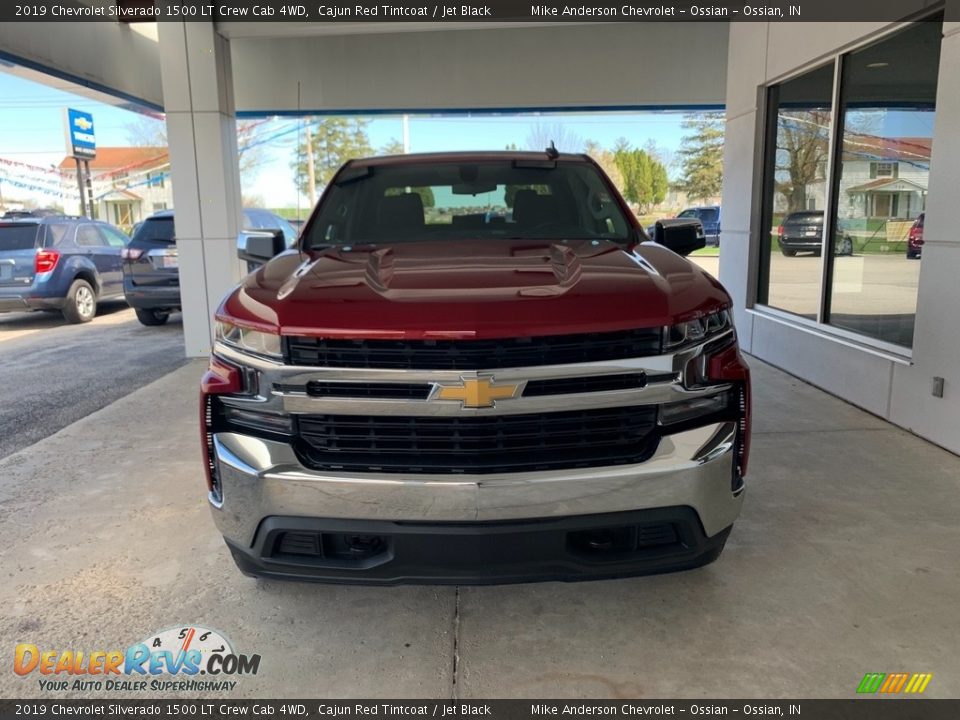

{"left": 157, "top": 21, "right": 245, "bottom": 357}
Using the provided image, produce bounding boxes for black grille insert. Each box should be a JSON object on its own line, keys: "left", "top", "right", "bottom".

{"left": 523, "top": 372, "right": 675, "bottom": 397}
{"left": 294, "top": 406, "right": 659, "bottom": 474}
{"left": 285, "top": 328, "right": 663, "bottom": 369}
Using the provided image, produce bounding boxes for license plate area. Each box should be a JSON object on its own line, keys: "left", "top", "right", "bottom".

{"left": 148, "top": 249, "right": 178, "bottom": 270}
{"left": 0, "top": 263, "right": 12, "bottom": 281}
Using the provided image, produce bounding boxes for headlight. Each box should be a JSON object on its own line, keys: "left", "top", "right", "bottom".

{"left": 663, "top": 309, "right": 731, "bottom": 351}
{"left": 215, "top": 320, "right": 282, "bottom": 359}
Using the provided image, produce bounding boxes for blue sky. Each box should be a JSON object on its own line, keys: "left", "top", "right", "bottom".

{"left": 0, "top": 70, "right": 695, "bottom": 208}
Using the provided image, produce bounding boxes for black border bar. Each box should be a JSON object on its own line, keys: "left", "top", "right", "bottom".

{"left": 2, "top": 700, "right": 960, "bottom": 719}
{"left": 3, "top": 0, "right": 957, "bottom": 23}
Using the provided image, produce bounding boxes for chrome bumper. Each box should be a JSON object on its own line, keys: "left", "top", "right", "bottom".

{"left": 210, "top": 421, "right": 744, "bottom": 549}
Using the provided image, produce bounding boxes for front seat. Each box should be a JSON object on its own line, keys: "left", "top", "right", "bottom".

{"left": 377, "top": 193, "right": 425, "bottom": 237}
{"left": 512, "top": 189, "right": 558, "bottom": 230}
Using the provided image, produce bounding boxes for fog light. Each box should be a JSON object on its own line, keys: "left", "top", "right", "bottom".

{"left": 659, "top": 391, "right": 731, "bottom": 426}
{"left": 221, "top": 405, "right": 292, "bottom": 435}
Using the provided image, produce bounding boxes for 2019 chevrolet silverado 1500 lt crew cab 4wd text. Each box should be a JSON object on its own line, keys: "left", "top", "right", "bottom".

{"left": 201, "top": 151, "right": 751, "bottom": 585}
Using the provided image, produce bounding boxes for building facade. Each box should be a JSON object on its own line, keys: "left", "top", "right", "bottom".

{"left": 59, "top": 147, "right": 172, "bottom": 233}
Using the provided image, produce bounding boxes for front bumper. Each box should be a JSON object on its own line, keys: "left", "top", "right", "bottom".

{"left": 210, "top": 421, "right": 743, "bottom": 583}
{"left": 227, "top": 509, "right": 731, "bottom": 585}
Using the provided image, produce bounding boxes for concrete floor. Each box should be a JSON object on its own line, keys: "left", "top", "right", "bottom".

{"left": 1, "top": 357, "right": 958, "bottom": 699}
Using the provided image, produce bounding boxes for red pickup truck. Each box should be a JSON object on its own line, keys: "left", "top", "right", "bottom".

{"left": 200, "top": 151, "right": 751, "bottom": 584}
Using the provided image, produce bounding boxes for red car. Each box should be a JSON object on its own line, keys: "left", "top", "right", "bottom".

{"left": 907, "top": 213, "right": 924, "bottom": 259}
{"left": 200, "top": 151, "right": 751, "bottom": 585}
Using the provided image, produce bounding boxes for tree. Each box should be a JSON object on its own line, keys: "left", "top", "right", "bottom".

{"left": 125, "top": 115, "right": 266, "bottom": 184}
{"left": 381, "top": 138, "right": 405, "bottom": 155}
{"left": 644, "top": 141, "right": 671, "bottom": 204}
{"left": 612, "top": 142, "right": 670, "bottom": 213}
{"left": 292, "top": 117, "right": 374, "bottom": 195}
{"left": 774, "top": 110, "right": 830, "bottom": 213}
{"left": 584, "top": 139, "right": 624, "bottom": 192}
{"left": 675, "top": 113, "right": 725, "bottom": 202}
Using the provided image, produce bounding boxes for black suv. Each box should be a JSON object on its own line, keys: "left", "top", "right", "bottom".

{"left": 777, "top": 211, "right": 854, "bottom": 256}
{"left": 0, "top": 215, "right": 129, "bottom": 323}
{"left": 123, "top": 209, "right": 298, "bottom": 326}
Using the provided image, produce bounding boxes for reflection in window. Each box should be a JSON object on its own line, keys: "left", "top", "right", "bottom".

{"left": 827, "top": 19, "right": 941, "bottom": 348}
{"left": 758, "top": 63, "right": 834, "bottom": 319}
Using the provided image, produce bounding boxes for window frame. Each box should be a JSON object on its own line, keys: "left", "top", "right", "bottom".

{"left": 751, "top": 14, "right": 942, "bottom": 360}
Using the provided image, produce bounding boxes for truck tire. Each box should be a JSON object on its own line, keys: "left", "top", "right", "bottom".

{"left": 62, "top": 279, "right": 97, "bottom": 324}
{"left": 135, "top": 308, "right": 170, "bottom": 326}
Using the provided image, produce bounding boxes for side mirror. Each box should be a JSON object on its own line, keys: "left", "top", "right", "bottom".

{"left": 653, "top": 219, "right": 706, "bottom": 256}
{"left": 237, "top": 230, "right": 285, "bottom": 265}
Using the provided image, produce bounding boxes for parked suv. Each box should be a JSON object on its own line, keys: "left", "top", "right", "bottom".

{"left": 677, "top": 205, "right": 721, "bottom": 246}
{"left": 123, "top": 208, "right": 298, "bottom": 326}
{"left": 0, "top": 215, "right": 129, "bottom": 323}
{"left": 777, "top": 211, "right": 854, "bottom": 256}
{"left": 201, "top": 151, "right": 752, "bottom": 585}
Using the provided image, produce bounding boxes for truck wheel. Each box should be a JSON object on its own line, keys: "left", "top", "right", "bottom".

{"left": 135, "top": 308, "right": 170, "bottom": 326}
{"left": 62, "top": 279, "right": 97, "bottom": 324}
{"left": 780, "top": 248, "right": 797, "bottom": 257}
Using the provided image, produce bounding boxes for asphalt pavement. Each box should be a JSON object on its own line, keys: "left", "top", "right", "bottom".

{"left": 0, "top": 302, "right": 187, "bottom": 460}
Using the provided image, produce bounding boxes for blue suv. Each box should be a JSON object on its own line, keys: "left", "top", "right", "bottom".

{"left": 0, "top": 215, "right": 129, "bottom": 323}
{"left": 677, "top": 206, "right": 721, "bottom": 247}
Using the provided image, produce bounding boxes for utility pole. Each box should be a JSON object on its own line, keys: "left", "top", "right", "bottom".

{"left": 83, "top": 159, "right": 96, "bottom": 219}
{"left": 75, "top": 158, "right": 87, "bottom": 217}
{"left": 305, "top": 121, "right": 316, "bottom": 206}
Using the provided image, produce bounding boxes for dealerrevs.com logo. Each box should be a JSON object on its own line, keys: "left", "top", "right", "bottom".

{"left": 14, "top": 626, "right": 261, "bottom": 693}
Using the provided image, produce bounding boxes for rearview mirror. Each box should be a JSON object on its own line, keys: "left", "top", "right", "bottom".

{"left": 237, "top": 230, "right": 286, "bottom": 265}
{"left": 652, "top": 219, "right": 706, "bottom": 257}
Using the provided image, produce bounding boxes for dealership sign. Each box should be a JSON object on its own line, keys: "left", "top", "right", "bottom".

{"left": 64, "top": 108, "right": 96, "bottom": 160}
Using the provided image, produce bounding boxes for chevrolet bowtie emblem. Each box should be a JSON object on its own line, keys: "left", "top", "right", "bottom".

{"left": 434, "top": 377, "right": 522, "bottom": 408}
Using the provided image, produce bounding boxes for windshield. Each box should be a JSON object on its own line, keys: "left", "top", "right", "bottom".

{"left": 0, "top": 223, "right": 40, "bottom": 251}
{"left": 304, "top": 160, "right": 632, "bottom": 249}
{"left": 785, "top": 212, "right": 823, "bottom": 224}
{"left": 679, "top": 208, "right": 719, "bottom": 223}
{"left": 132, "top": 218, "right": 175, "bottom": 244}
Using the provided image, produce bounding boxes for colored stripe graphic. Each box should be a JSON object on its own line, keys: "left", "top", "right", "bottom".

{"left": 857, "top": 672, "right": 932, "bottom": 694}
{"left": 880, "top": 673, "right": 909, "bottom": 693}
{"left": 905, "top": 673, "right": 933, "bottom": 694}
{"left": 857, "top": 673, "right": 886, "bottom": 693}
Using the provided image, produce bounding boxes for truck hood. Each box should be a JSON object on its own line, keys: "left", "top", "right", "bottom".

{"left": 219, "top": 239, "right": 731, "bottom": 339}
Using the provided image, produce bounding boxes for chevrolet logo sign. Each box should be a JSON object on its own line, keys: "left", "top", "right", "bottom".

{"left": 73, "top": 117, "right": 94, "bottom": 131}
{"left": 433, "top": 376, "right": 523, "bottom": 408}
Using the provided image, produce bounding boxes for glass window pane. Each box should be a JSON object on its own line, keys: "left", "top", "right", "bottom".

{"left": 827, "top": 18, "right": 942, "bottom": 348}
{"left": 758, "top": 63, "right": 835, "bottom": 319}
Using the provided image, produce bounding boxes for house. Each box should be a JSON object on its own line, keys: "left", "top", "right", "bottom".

{"left": 839, "top": 136, "right": 931, "bottom": 221}
{"left": 59, "top": 147, "right": 172, "bottom": 232}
